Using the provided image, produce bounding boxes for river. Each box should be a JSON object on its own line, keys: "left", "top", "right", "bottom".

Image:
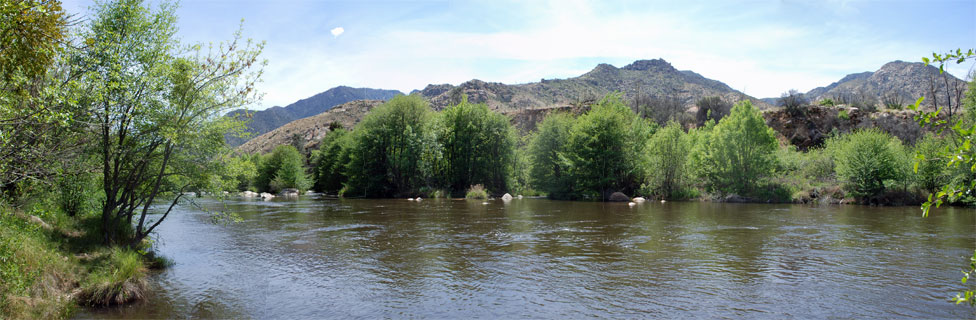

{"left": 77, "top": 197, "right": 975, "bottom": 318}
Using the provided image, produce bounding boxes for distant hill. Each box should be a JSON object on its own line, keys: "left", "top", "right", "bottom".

{"left": 237, "top": 100, "right": 386, "bottom": 154}
{"left": 226, "top": 86, "right": 402, "bottom": 146}
{"left": 794, "top": 61, "right": 966, "bottom": 108}
{"left": 415, "top": 58, "right": 766, "bottom": 112}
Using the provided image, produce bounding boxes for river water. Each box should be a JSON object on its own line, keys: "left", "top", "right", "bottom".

{"left": 77, "top": 197, "right": 975, "bottom": 318}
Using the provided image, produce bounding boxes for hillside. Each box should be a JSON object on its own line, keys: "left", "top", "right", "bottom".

{"left": 801, "top": 61, "right": 966, "bottom": 108}
{"left": 237, "top": 100, "right": 386, "bottom": 154}
{"left": 226, "top": 86, "right": 402, "bottom": 146}
{"left": 415, "top": 58, "right": 766, "bottom": 112}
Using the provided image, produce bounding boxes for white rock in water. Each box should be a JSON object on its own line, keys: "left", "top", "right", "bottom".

{"left": 501, "top": 193, "right": 513, "bottom": 201}
{"left": 416, "top": 197, "right": 422, "bottom": 201}
{"left": 517, "top": 195, "right": 523, "bottom": 199}
{"left": 407, "top": 198, "right": 414, "bottom": 201}
{"left": 632, "top": 197, "right": 646, "bottom": 202}
{"left": 628, "top": 202, "right": 637, "bottom": 207}
{"left": 661, "top": 199, "right": 667, "bottom": 203}
{"left": 482, "top": 202, "right": 489, "bottom": 205}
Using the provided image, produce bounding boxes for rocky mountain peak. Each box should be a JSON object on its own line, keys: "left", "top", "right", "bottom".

{"left": 622, "top": 59, "right": 676, "bottom": 73}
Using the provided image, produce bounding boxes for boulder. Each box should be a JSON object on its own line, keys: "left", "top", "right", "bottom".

{"left": 632, "top": 197, "right": 646, "bottom": 202}
{"left": 260, "top": 192, "right": 275, "bottom": 200}
{"left": 241, "top": 191, "right": 258, "bottom": 198}
{"left": 724, "top": 194, "right": 750, "bottom": 203}
{"left": 279, "top": 188, "right": 300, "bottom": 197}
{"left": 501, "top": 193, "right": 513, "bottom": 201}
{"left": 608, "top": 192, "right": 630, "bottom": 202}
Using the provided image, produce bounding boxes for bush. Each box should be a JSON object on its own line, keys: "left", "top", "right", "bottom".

{"left": 819, "top": 98, "right": 836, "bottom": 107}
{"left": 913, "top": 134, "right": 952, "bottom": 192}
{"left": 689, "top": 101, "right": 778, "bottom": 196}
{"left": 838, "top": 109, "right": 850, "bottom": 121}
{"left": 313, "top": 129, "right": 352, "bottom": 194}
{"left": 78, "top": 248, "right": 148, "bottom": 306}
{"left": 465, "top": 184, "right": 489, "bottom": 200}
{"left": 826, "top": 129, "right": 908, "bottom": 199}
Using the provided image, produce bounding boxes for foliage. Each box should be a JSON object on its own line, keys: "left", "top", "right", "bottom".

{"left": 438, "top": 96, "right": 517, "bottom": 196}
{"left": 527, "top": 113, "right": 575, "bottom": 199}
{"left": 344, "top": 95, "right": 436, "bottom": 197}
{"left": 646, "top": 120, "right": 691, "bottom": 199}
{"left": 78, "top": 248, "right": 148, "bottom": 306}
{"left": 826, "top": 129, "right": 907, "bottom": 199}
{"left": 72, "top": 0, "right": 264, "bottom": 246}
{"left": 912, "top": 134, "right": 952, "bottom": 192}
{"left": 837, "top": 109, "right": 850, "bottom": 121}
{"left": 695, "top": 96, "right": 731, "bottom": 128}
{"left": 689, "top": 100, "right": 778, "bottom": 196}
{"left": 953, "top": 249, "right": 976, "bottom": 306}
{"left": 464, "top": 184, "right": 488, "bottom": 200}
{"left": 313, "top": 129, "right": 351, "bottom": 194}
{"left": 0, "top": 209, "right": 76, "bottom": 318}
{"left": 257, "top": 145, "right": 310, "bottom": 193}
{"left": 565, "top": 93, "right": 654, "bottom": 200}
{"left": 819, "top": 98, "right": 836, "bottom": 107}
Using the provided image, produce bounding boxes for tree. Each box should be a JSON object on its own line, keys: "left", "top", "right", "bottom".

{"left": 826, "top": 129, "right": 906, "bottom": 199}
{"left": 689, "top": 100, "right": 777, "bottom": 196}
{"left": 565, "top": 93, "right": 652, "bottom": 200}
{"left": 257, "top": 145, "right": 310, "bottom": 192}
{"left": 344, "top": 95, "right": 436, "bottom": 197}
{"left": 73, "top": 0, "right": 264, "bottom": 246}
{"left": 647, "top": 120, "right": 690, "bottom": 199}
{"left": 313, "top": 129, "right": 351, "bottom": 194}
{"left": 527, "top": 112, "right": 575, "bottom": 198}
{"left": 695, "top": 96, "right": 731, "bottom": 128}
{"left": 0, "top": 0, "right": 78, "bottom": 196}
{"left": 438, "top": 96, "right": 516, "bottom": 196}
{"left": 910, "top": 48, "right": 976, "bottom": 307}
{"left": 778, "top": 89, "right": 807, "bottom": 115}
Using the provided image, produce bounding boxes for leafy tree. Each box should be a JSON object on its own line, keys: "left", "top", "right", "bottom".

{"left": 527, "top": 112, "right": 575, "bottom": 198}
{"left": 826, "top": 129, "right": 906, "bottom": 199}
{"left": 647, "top": 120, "right": 690, "bottom": 199}
{"left": 314, "top": 129, "right": 351, "bottom": 194}
{"left": 912, "top": 134, "right": 952, "bottom": 192}
{"left": 565, "top": 93, "right": 651, "bottom": 200}
{"left": 438, "top": 96, "right": 516, "bottom": 196}
{"left": 345, "top": 95, "right": 435, "bottom": 197}
{"left": 73, "top": 0, "right": 264, "bottom": 245}
{"left": 689, "top": 100, "right": 777, "bottom": 196}
{"left": 0, "top": 0, "right": 79, "bottom": 195}
{"left": 257, "top": 145, "right": 309, "bottom": 193}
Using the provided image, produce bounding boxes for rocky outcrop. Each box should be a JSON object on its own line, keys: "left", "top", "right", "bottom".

{"left": 764, "top": 105, "right": 927, "bottom": 150}
{"left": 608, "top": 192, "right": 630, "bottom": 202}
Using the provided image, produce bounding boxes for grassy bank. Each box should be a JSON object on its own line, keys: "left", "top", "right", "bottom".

{"left": 0, "top": 203, "right": 165, "bottom": 319}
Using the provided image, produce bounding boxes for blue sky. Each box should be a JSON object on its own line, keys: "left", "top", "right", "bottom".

{"left": 61, "top": 0, "right": 976, "bottom": 110}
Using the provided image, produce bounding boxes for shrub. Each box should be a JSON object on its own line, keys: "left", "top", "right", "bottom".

{"left": 838, "top": 109, "right": 850, "bottom": 121}
{"left": 913, "top": 134, "right": 952, "bottom": 192}
{"left": 826, "top": 129, "right": 908, "bottom": 199}
{"left": 78, "top": 248, "right": 148, "bottom": 306}
{"left": 689, "top": 101, "right": 778, "bottom": 196}
{"left": 465, "top": 184, "right": 489, "bottom": 200}
{"left": 819, "top": 98, "right": 836, "bottom": 107}
{"left": 257, "top": 145, "right": 311, "bottom": 193}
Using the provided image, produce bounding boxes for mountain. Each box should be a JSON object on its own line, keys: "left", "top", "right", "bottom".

{"left": 226, "top": 86, "right": 402, "bottom": 146}
{"left": 801, "top": 61, "right": 966, "bottom": 107}
{"left": 414, "top": 58, "right": 765, "bottom": 112}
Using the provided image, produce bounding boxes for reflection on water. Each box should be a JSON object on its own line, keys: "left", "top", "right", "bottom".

{"left": 77, "top": 198, "right": 976, "bottom": 318}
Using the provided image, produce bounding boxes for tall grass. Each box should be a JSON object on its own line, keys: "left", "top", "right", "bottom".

{"left": 465, "top": 184, "right": 489, "bottom": 200}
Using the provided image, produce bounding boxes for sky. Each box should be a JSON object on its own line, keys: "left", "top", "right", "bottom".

{"left": 61, "top": 0, "right": 976, "bottom": 110}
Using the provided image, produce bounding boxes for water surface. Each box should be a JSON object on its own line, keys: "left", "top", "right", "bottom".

{"left": 78, "top": 197, "right": 976, "bottom": 318}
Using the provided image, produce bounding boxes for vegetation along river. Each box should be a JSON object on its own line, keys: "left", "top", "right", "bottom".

{"left": 78, "top": 197, "right": 975, "bottom": 318}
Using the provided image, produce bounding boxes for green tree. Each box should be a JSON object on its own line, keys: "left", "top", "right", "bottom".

{"left": 345, "top": 95, "right": 435, "bottom": 197}
{"left": 527, "top": 112, "right": 575, "bottom": 198}
{"left": 565, "top": 93, "right": 652, "bottom": 200}
{"left": 438, "top": 96, "right": 516, "bottom": 196}
{"left": 826, "top": 129, "right": 906, "bottom": 199}
{"left": 313, "top": 129, "right": 351, "bottom": 194}
{"left": 257, "top": 145, "right": 309, "bottom": 193}
{"left": 689, "top": 100, "right": 777, "bottom": 196}
{"left": 647, "top": 120, "right": 690, "bottom": 199}
{"left": 74, "top": 0, "right": 264, "bottom": 245}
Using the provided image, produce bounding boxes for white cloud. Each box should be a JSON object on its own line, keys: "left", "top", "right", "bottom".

{"left": 330, "top": 27, "right": 344, "bottom": 38}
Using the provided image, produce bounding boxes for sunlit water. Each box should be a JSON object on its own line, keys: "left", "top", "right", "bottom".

{"left": 76, "top": 197, "right": 976, "bottom": 318}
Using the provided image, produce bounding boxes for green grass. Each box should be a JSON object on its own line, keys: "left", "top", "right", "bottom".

{"left": 77, "top": 248, "right": 148, "bottom": 306}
